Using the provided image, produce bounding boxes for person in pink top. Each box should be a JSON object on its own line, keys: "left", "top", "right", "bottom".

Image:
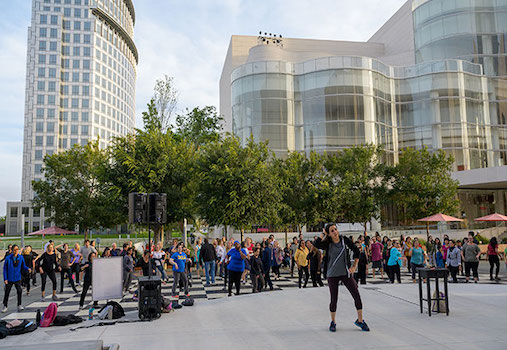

{"left": 442, "top": 238, "right": 450, "bottom": 263}
{"left": 370, "top": 236, "right": 384, "bottom": 279}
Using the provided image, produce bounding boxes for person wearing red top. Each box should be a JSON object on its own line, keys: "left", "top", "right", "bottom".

{"left": 487, "top": 237, "right": 500, "bottom": 281}
{"left": 370, "top": 236, "right": 384, "bottom": 279}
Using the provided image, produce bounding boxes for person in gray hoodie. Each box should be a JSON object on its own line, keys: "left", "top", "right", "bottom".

{"left": 123, "top": 248, "right": 134, "bottom": 292}
{"left": 446, "top": 240, "right": 461, "bottom": 283}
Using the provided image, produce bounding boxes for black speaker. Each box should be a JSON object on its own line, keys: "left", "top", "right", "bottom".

{"left": 128, "top": 193, "right": 147, "bottom": 224}
{"left": 148, "top": 193, "right": 167, "bottom": 224}
{"left": 138, "top": 276, "right": 161, "bottom": 320}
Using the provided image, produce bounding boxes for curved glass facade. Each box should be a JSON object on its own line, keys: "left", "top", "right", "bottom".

{"left": 232, "top": 57, "right": 505, "bottom": 170}
{"left": 413, "top": 0, "right": 507, "bottom": 167}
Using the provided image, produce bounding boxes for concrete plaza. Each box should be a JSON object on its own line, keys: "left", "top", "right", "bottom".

{"left": 2, "top": 280, "right": 506, "bottom": 350}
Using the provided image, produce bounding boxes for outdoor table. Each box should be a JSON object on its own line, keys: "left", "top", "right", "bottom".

{"left": 417, "top": 267, "right": 449, "bottom": 316}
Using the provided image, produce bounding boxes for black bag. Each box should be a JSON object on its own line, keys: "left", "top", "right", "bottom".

{"left": 182, "top": 297, "right": 194, "bottom": 307}
{"left": 0, "top": 321, "right": 8, "bottom": 339}
{"left": 99, "top": 301, "right": 125, "bottom": 319}
{"left": 7, "top": 320, "right": 38, "bottom": 335}
{"left": 52, "top": 315, "right": 83, "bottom": 326}
{"left": 171, "top": 300, "right": 182, "bottom": 309}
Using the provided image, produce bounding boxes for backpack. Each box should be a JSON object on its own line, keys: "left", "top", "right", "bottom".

{"left": 52, "top": 315, "right": 83, "bottom": 326}
{"left": 6, "top": 320, "right": 37, "bottom": 335}
{"left": 99, "top": 301, "right": 125, "bottom": 319}
{"left": 40, "top": 302, "right": 58, "bottom": 327}
{"left": 182, "top": 297, "right": 194, "bottom": 307}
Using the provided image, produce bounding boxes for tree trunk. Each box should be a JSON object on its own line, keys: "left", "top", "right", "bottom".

{"left": 240, "top": 228, "right": 244, "bottom": 243}
{"left": 224, "top": 225, "right": 228, "bottom": 240}
{"left": 285, "top": 228, "right": 288, "bottom": 246}
{"left": 426, "top": 222, "right": 430, "bottom": 242}
{"left": 84, "top": 228, "right": 89, "bottom": 241}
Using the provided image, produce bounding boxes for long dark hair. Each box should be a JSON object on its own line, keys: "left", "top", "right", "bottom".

{"left": 490, "top": 237, "right": 498, "bottom": 248}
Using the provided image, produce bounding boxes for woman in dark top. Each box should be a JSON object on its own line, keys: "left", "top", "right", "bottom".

{"left": 314, "top": 223, "right": 370, "bottom": 332}
{"left": 21, "top": 246, "right": 35, "bottom": 295}
{"left": 487, "top": 237, "right": 500, "bottom": 281}
{"left": 38, "top": 243, "right": 60, "bottom": 301}
{"left": 249, "top": 247, "right": 264, "bottom": 293}
{"left": 79, "top": 252, "right": 98, "bottom": 309}
{"left": 57, "top": 243, "right": 78, "bottom": 294}
{"left": 307, "top": 243, "right": 324, "bottom": 287}
{"left": 136, "top": 251, "right": 156, "bottom": 276}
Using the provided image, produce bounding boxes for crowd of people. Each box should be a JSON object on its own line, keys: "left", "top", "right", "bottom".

{"left": 1, "top": 229, "right": 506, "bottom": 330}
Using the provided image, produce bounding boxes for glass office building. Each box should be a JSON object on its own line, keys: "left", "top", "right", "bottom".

{"left": 5, "top": 0, "right": 137, "bottom": 235}
{"left": 221, "top": 0, "right": 507, "bottom": 228}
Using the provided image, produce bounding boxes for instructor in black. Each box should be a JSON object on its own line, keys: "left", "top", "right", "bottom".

{"left": 314, "top": 223, "right": 370, "bottom": 332}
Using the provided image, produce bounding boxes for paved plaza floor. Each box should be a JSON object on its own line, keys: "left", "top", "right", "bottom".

{"left": 2, "top": 272, "right": 506, "bottom": 349}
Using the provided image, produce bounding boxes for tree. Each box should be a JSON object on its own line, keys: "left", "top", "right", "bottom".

{"left": 153, "top": 75, "right": 178, "bottom": 132}
{"left": 32, "top": 142, "right": 123, "bottom": 239}
{"left": 196, "top": 136, "right": 280, "bottom": 240}
{"left": 391, "top": 147, "right": 459, "bottom": 238}
{"left": 109, "top": 125, "right": 196, "bottom": 243}
{"left": 325, "top": 145, "right": 389, "bottom": 230}
{"left": 274, "top": 151, "right": 325, "bottom": 238}
{"left": 174, "top": 106, "right": 224, "bottom": 147}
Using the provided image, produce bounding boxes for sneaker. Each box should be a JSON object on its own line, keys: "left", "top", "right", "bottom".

{"left": 52, "top": 295, "right": 59, "bottom": 301}
{"left": 1, "top": 306, "right": 7, "bottom": 313}
{"left": 26, "top": 291, "right": 30, "bottom": 296}
{"left": 80, "top": 305, "right": 86, "bottom": 310}
{"left": 329, "top": 321, "right": 336, "bottom": 332}
{"left": 41, "top": 296, "right": 46, "bottom": 301}
{"left": 474, "top": 280, "right": 478, "bottom": 284}
{"left": 495, "top": 277, "right": 501, "bottom": 281}
{"left": 354, "top": 319, "right": 370, "bottom": 332}
{"left": 17, "top": 305, "right": 24, "bottom": 312}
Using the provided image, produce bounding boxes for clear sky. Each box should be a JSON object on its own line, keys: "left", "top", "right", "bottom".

{"left": 0, "top": 0, "right": 407, "bottom": 214}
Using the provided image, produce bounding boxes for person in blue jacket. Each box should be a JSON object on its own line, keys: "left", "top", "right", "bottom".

{"left": 2, "top": 245, "right": 30, "bottom": 313}
{"left": 387, "top": 241, "right": 403, "bottom": 283}
{"left": 261, "top": 241, "right": 274, "bottom": 291}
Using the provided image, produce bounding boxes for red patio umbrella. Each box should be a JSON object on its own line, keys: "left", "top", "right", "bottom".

{"left": 474, "top": 213, "right": 507, "bottom": 222}
{"left": 418, "top": 213, "right": 464, "bottom": 240}
{"left": 28, "top": 226, "right": 78, "bottom": 236}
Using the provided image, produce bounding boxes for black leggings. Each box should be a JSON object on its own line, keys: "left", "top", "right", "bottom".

{"left": 465, "top": 261, "right": 479, "bottom": 278}
{"left": 298, "top": 266, "right": 309, "bottom": 288}
{"left": 388, "top": 265, "right": 401, "bottom": 283}
{"left": 22, "top": 274, "right": 31, "bottom": 293}
{"left": 327, "top": 275, "right": 362, "bottom": 312}
{"left": 489, "top": 255, "right": 500, "bottom": 278}
{"left": 3, "top": 281, "right": 22, "bottom": 307}
{"left": 79, "top": 280, "right": 91, "bottom": 307}
{"left": 410, "top": 262, "right": 424, "bottom": 280}
{"left": 311, "top": 269, "right": 324, "bottom": 287}
{"left": 60, "top": 268, "right": 77, "bottom": 293}
{"left": 228, "top": 270, "right": 242, "bottom": 295}
{"left": 41, "top": 271, "right": 57, "bottom": 293}
{"left": 72, "top": 263, "right": 80, "bottom": 283}
{"left": 449, "top": 265, "right": 459, "bottom": 282}
{"left": 272, "top": 265, "right": 280, "bottom": 278}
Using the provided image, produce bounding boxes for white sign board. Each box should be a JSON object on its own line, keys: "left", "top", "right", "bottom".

{"left": 92, "top": 257, "right": 123, "bottom": 301}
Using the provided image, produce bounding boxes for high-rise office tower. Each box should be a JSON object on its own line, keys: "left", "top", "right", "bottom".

{"left": 6, "top": 0, "right": 137, "bottom": 235}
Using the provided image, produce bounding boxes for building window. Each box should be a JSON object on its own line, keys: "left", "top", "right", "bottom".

{"left": 71, "top": 125, "right": 78, "bottom": 135}
{"left": 71, "top": 98, "right": 79, "bottom": 108}
{"left": 37, "top": 95, "right": 45, "bottom": 105}
{"left": 73, "top": 59, "right": 80, "bottom": 69}
{"left": 81, "top": 125, "right": 89, "bottom": 135}
{"left": 48, "top": 81, "right": 56, "bottom": 92}
{"left": 74, "top": 8, "right": 81, "bottom": 18}
{"left": 82, "top": 112, "right": 89, "bottom": 121}
{"left": 49, "top": 42, "right": 57, "bottom": 51}
{"left": 74, "top": 21, "right": 81, "bottom": 30}
{"left": 38, "top": 54, "right": 46, "bottom": 64}
{"left": 73, "top": 33, "right": 80, "bottom": 43}
{"left": 40, "top": 15, "right": 47, "bottom": 24}
{"left": 48, "top": 68, "right": 56, "bottom": 78}
{"left": 73, "top": 46, "right": 80, "bottom": 56}
{"left": 71, "top": 111, "right": 79, "bottom": 121}
{"left": 35, "top": 150, "right": 43, "bottom": 160}
{"left": 47, "top": 95, "right": 56, "bottom": 105}
{"left": 33, "top": 208, "right": 40, "bottom": 217}
{"left": 72, "top": 72, "right": 79, "bottom": 82}
{"left": 46, "top": 136, "right": 54, "bottom": 147}
{"left": 38, "top": 67, "right": 45, "bottom": 77}
{"left": 83, "top": 73, "right": 90, "bottom": 82}
{"left": 83, "top": 47, "right": 90, "bottom": 57}
{"left": 47, "top": 122, "right": 55, "bottom": 132}
{"left": 35, "top": 136, "right": 43, "bottom": 146}
{"left": 37, "top": 81, "right": 45, "bottom": 91}
{"left": 63, "top": 20, "right": 70, "bottom": 30}
{"left": 47, "top": 108, "right": 55, "bottom": 119}
{"left": 82, "top": 99, "right": 89, "bottom": 108}
{"left": 36, "top": 108, "right": 44, "bottom": 118}
{"left": 84, "top": 22, "right": 91, "bottom": 31}
{"left": 50, "top": 28, "right": 58, "bottom": 38}
{"left": 39, "top": 41, "right": 46, "bottom": 51}
{"left": 40, "top": 28, "right": 47, "bottom": 37}
{"left": 22, "top": 207, "right": 29, "bottom": 216}
{"left": 83, "top": 59, "right": 90, "bottom": 69}
{"left": 51, "top": 15, "right": 58, "bottom": 25}
{"left": 64, "top": 8, "right": 71, "bottom": 16}
{"left": 36, "top": 122, "right": 44, "bottom": 132}
{"left": 35, "top": 164, "right": 43, "bottom": 174}
{"left": 10, "top": 207, "right": 18, "bottom": 218}
{"left": 83, "top": 34, "right": 91, "bottom": 44}
{"left": 49, "top": 54, "right": 57, "bottom": 64}
{"left": 62, "top": 46, "right": 70, "bottom": 55}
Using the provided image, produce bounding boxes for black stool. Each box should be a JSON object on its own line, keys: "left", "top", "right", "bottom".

{"left": 418, "top": 267, "right": 449, "bottom": 316}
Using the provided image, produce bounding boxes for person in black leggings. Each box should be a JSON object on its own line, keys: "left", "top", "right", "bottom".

{"left": 39, "top": 243, "right": 60, "bottom": 301}
{"left": 487, "top": 237, "right": 501, "bottom": 281}
{"left": 79, "top": 252, "right": 98, "bottom": 309}
{"left": 314, "top": 223, "right": 370, "bottom": 332}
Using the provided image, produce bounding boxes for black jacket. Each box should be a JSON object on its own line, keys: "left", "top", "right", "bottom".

{"left": 199, "top": 243, "right": 216, "bottom": 264}
{"left": 314, "top": 235, "right": 359, "bottom": 270}
{"left": 250, "top": 256, "right": 263, "bottom": 275}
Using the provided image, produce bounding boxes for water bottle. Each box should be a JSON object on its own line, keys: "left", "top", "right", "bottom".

{"left": 36, "top": 309, "right": 41, "bottom": 326}
{"left": 88, "top": 306, "right": 95, "bottom": 320}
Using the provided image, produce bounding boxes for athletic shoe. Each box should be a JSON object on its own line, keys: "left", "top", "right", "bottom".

{"left": 329, "top": 321, "right": 336, "bottom": 332}
{"left": 474, "top": 280, "right": 478, "bottom": 284}
{"left": 495, "top": 277, "right": 501, "bottom": 281}
{"left": 40, "top": 296, "right": 45, "bottom": 301}
{"left": 17, "top": 305, "right": 24, "bottom": 312}
{"left": 26, "top": 291, "right": 30, "bottom": 296}
{"left": 79, "top": 305, "right": 86, "bottom": 310}
{"left": 354, "top": 319, "right": 370, "bottom": 332}
{"left": 1, "top": 306, "right": 7, "bottom": 313}
{"left": 52, "top": 295, "right": 59, "bottom": 301}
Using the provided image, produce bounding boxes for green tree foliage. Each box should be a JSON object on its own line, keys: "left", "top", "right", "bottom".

{"left": 32, "top": 142, "right": 122, "bottom": 239}
{"left": 324, "top": 145, "right": 389, "bottom": 229}
{"left": 196, "top": 136, "right": 280, "bottom": 238}
{"left": 109, "top": 120, "right": 196, "bottom": 242}
{"left": 174, "top": 106, "right": 224, "bottom": 147}
{"left": 391, "top": 147, "right": 459, "bottom": 226}
{"left": 274, "top": 151, "right": 325, "bottom": 233}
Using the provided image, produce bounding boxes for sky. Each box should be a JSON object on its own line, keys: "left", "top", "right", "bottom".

{"left": 0, "top": 0, "right": 407, "bottom": 215}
